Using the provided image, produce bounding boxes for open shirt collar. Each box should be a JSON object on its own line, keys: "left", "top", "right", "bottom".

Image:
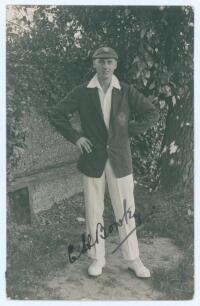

{"left": 87, "top": 74, "right": 121, "bottom": 90}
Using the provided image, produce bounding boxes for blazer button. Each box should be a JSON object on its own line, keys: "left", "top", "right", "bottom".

{"left": 106, "top": 145, "right": 109, "bottom": 149}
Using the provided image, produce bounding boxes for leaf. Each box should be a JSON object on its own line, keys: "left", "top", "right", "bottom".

{"left": 159, "top": 100, "right": 166, "bottom": 109}
{"left": 161, "top": 17, "right": 168, "bottom": 26}
{"left": 140, "top": 28, "right": 146, "bottom": 39}
{"left": 76, "top": 217, "right": 85, "bottom": 223}
{"left": 147, "top": 46, "right": 153, "bottom": 52}
{"left": 147, "top": 60, "right": 154, "bottom": 68}
{"left": 149, "top": 83, "right": 155, "bottom": 90}
{"left": 7, "top": 107, "right": 14, "bottom": 112}
{"left": 147, "top": 30, "right": 154, "bottom": 39}
{"left": 163, "top": 85, "right": 172, "bottom": 97}
{"left": 172, "top": 96, "right": 176, "bottom": 106}
{"left": 132, "top": 56, "right": 140, "bottom": 64}
{"left": 145, "top": 70, "right": 151, "bottom": 79}
{"left": 143, "top": 78, "right": 148, "bottom": 86}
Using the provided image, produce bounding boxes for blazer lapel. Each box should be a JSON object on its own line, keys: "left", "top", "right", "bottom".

{"left": 90, "top": 88, "right": 103, "bottom": 117}
{"left": 109, "top": 87, "right": 121, "bottom": 129}
{"left": 89, "top": 88, "right": 108, "bottom": 131}
{"left": 88, "top": 85, "right": 121, "bottom": 132}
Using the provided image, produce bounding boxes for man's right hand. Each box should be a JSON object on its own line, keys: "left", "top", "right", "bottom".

{"left": 76, "top": 137, "right": 93, "bottom": 154}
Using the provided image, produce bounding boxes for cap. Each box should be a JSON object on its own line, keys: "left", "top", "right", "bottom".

{"left": 92, "top": 47, "right": 118, "bottom": 60}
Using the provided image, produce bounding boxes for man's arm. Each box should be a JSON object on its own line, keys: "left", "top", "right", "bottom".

{"left": 47, "top": 86, "right": 83, "bottom": 144}
{"left": 128, "top": 85, "right": 159, "bottom": 137}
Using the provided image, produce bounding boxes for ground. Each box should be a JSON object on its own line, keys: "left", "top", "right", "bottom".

{"left": 6, "top": 186, "right": 194, "bottom": 300}
{"left": 36, "top": 237, "right": 183, "bottom": 300}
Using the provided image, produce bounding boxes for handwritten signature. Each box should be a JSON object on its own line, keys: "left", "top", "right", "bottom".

{"left": 68, "top": 199, "right": 155, "bottom": 264}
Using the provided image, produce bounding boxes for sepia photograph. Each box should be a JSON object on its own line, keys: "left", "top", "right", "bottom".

{"left": 5, "top": 3, "right": 194, "bottom": 301}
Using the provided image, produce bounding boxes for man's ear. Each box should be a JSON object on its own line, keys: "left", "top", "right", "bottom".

{"left": 93, "top": 59, "right": 97, "bottom": 69}
{"left": 114, "top": 60, "right": 118, "bottom": 70}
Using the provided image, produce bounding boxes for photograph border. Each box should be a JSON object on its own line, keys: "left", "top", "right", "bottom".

{"left": 1, "top": 0, "right": 199, "bottom": 305}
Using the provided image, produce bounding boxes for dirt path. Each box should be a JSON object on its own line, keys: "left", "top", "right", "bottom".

{"left": 36, "top": 236, "right": 183, "bottom": 300}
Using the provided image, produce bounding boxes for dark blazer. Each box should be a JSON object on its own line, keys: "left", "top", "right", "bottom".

{"left": 47, "top": 80, "right": 159, "bottom": 178}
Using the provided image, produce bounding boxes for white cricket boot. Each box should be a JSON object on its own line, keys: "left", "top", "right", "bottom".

{"left": 88, "top": 258, "right": 106, "bottom": 277}
{"left": 127, "top": 257, "right": 151, "bottom": 278}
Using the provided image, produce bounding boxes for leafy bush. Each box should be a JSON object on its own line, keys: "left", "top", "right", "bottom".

{"left": 7, "top": 6, "right": 193, "bottom": 187}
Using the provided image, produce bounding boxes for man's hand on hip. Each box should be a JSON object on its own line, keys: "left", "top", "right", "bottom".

{"left": 76, "top": 137, "right": 93, "bottom": 154}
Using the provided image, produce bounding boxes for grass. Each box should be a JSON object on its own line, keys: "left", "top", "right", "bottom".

{"left": 152, "top": 247, "right": 194, "bottom": 300}
{"left": 6, "top": 186, "right": 194, "bottom": 300}
{"left": 6, "top": 193, "right": 86, "bottom": 299}
{"left": 134, "top": 186, "right": 194, "bottom": 300}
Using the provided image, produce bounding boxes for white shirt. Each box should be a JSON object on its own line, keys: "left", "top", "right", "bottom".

{"left": 87, "top": 74, "right": 121, "bottom": 130}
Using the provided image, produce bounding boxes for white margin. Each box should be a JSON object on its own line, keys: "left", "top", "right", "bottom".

{"left": 0, "top": 1, "right": 199, "bottom": 306}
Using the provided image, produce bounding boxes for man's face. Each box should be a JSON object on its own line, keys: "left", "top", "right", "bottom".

{"left": 93, "top": 58, "right": 117, "bottom": 80}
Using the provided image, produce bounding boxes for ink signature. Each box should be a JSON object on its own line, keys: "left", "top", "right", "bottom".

{"left": 68, "top": 199, "right": 155, "bottom": 264}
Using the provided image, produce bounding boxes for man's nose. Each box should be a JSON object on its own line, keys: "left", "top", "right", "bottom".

{"left": 103, "top": 62, "right": 109, "bottom": 69}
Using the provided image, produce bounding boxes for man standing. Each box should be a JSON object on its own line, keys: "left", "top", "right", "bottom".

{"left": 48, "top": 47, "right": 159, "bottom": 278}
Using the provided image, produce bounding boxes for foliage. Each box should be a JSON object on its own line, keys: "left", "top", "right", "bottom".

{"left": 7, "top": 5, "right": 193, "bottom": 187}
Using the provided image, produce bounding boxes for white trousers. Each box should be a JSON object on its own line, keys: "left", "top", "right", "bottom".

{"left": 83, "top": 159, "right": 139, "bottom": 262}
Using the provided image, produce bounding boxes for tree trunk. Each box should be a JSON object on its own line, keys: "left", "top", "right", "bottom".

{"left": 160, "top": 93, "right": 193, "bottom": 192}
